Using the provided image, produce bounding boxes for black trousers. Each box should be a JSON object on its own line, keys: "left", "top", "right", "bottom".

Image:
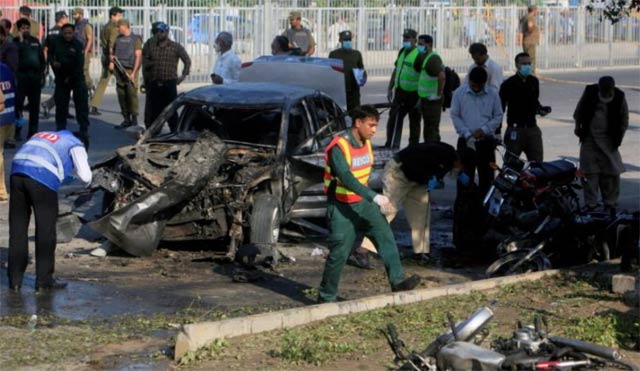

{"left": 146, "top": 79, "right": 178, "bottom": 131}
{"left": 54, "top": 78, "right": 90, "bottom": 135}
{"left": 15, "top": 73, "right": 42, "bottom": 139}
{"left": 385, "top": 88, "right": 420, "bottom": 149}
{"left": 8, "top": 174, "right": 59, "bottom": 287}
{"left": 457, "top": 136, "right": 496, "bottom": 196}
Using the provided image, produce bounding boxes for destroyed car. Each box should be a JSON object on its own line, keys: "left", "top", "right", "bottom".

{"left": 86, "top": 58, "right": 392, "bottom": 262}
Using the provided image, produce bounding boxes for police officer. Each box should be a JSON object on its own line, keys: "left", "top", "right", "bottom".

{"left": 414, "top": 34, "right": 445, "bottom": 143}
{"left": 41, "top": 10, "right": 69, "bottom": 118}
{"left": 142, "top": 22, "right": 190, "bottom": 130}
{"left": 50, "top": 24, "right": 90, "bottom": 148}
{"left": 283, "top": 11, "right": 315, "bottom": 56}
{"left": 385, "top": 29, "right": 421, "bottom": 149}
{"left": 328, "top": 30, "right": 366, "bottom": 112}
{"left": 72, "top": 8, "right": 94, "bottom": 94}
{"left": 11, "top": 6, "right": 42, "bottom": 41}
{"left": 8, "top": 130, "right": 92, "bottom": 291}
{"left": 14, "top": 18, "right": 45, "bottom": 140}
{"left": 111, "top": 19, "right": 142, "bottom": 129}
{"left": 318, "top": 105, "right": 421, "bottom": 303}
{"left": 90, "top": 6, "right": 123, "bottom": 116}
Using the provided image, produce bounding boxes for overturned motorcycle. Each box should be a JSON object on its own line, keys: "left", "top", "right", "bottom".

{"left": 383, "top": 306, "right": 638, "bottom": 370}
{"left": 483, "top": 147, "right": 639, "bottom": 277}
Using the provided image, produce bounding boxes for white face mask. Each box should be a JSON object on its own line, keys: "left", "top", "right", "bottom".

{"left": 214, "top": 43, "right": 221, "bottom": 53}
{"left": 598, "top": 93, "right": 613, "bottom": 103}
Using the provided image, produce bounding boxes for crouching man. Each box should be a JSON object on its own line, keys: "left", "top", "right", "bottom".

{"left": 318, "top": 105, "right": 421, "bottom": 303}
{"left": 8, "top": 130, "right": 91, "bottom": 292}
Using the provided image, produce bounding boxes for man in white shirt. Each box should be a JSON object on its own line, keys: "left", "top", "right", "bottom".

{"left": 465, "top": 43, "right": 503, "bottom": 92}
{"left": 210, "top": 31, "right": 240, "bottom": 85}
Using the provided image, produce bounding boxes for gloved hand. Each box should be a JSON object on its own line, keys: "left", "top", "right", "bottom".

{"left": 373, "top": 194, "right": 394, "bottom": 214}
{"left": 427, "top": 176, "right": 439, "bottom": 191}
{"left": 15, "top": 117, "right": 26, "bottom": 128}
{"left": 458, "top": 173, "right": 470, "bottom": 187}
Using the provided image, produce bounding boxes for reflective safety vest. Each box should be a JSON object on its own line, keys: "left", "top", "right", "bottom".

{"left": 0, "top": 63, "right": 16, "bottom": 126}
{"left": 12, "top": 130, "right": 83, "bottom": 192}
{"left": 417, "top": 51, "right": 441, "bottom": 99}
{"left": 393, "top": 47, "right": 419, "bottom": 92}
{"left": 323, "top": 135, "right": 373, "bottom": 203}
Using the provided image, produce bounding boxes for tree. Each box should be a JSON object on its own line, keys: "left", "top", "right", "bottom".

{"left": 587, "top": 0, "right": 640, "bottom": 23}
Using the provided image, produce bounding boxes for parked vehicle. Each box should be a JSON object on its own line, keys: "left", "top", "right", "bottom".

{"left": 187, "top": 13, "right": 252, "bottom": 43}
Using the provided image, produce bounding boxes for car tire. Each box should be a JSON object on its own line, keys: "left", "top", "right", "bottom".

{"left": 249, "top": 193, "right": 281, "bottom": 266}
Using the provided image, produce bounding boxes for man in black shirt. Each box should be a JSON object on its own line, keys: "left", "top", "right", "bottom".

{"left": 499, "top": 52, "right": 550, "bottom": 162}
{"left": 359, "top": 142, "right": 462, "bottom": 263}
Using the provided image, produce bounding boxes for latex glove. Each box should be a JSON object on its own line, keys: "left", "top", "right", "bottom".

{"left": 16, "top": 117, "right": 26, "bottom": 128}
{"left": 373, "top": 194, "right": 394, "bottom": 214}
{"left": 458, "top": 173, "right": 470, "bottom": 187}
{"left": 427, "top": 176, "right": 439, "bottom": 191}
{"left": 466, "top": 136, "right": 476, "bottom": 151}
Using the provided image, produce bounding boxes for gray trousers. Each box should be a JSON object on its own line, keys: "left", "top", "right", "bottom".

{"left": 582, "top": 173, "right": 620, "bottom": 209}
{"left": 504, "top": 126, "right": 543, "bottom": 162}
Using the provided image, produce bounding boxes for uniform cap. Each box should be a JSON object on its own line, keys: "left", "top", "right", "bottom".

{"left": 156, "top": 22, "right": 170, "bottom": 32}
{"left": 402, "top": 28, "right": 417, "bottom": 39}
{"left": 109, "top": 6, "right": 124, "bottom": 16}
{"left": 55, "top": 11, "right": 68, "bottom": 22}
{"left": 117, "top": 19, "right": 130, "bottom": 27}
{"left": 289, "top": 11, "right": 302, "bottom": 19}
{"left": 339, "top": 30, "right": 352, "bottom": 41}
{"left": 72, "top": 8, "right": 84, "bottom": 16}
{"left": 19, "top": 6, "right": 32, "bottom": 15}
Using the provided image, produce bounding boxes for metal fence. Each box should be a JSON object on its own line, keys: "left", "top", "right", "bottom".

{"left": 2, "top": 1, "right": 639, "bottom": 83}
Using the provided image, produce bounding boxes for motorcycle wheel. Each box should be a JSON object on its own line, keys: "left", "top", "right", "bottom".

{"left": 486, "top": 250, "right": 552, "bottom": 278}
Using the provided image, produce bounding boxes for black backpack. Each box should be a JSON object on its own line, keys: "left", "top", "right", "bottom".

{"left": 442, "top": 66, "right": 461, "bottom": 112}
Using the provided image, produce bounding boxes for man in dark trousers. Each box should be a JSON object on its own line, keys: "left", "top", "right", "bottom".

{"left": 328, "top": 30, "right": 365, "bottom": 112}
{"left": 111, "top": 19, "right": 142, "bottom": 129}
{"left": 14, "top": 18, "right": 45, "bottom": 141}
{"left": 318, "top": 105, "right": 420, "bottom": 303}
{"left": 385, "top": 28, "right": 421, "bottom": 149}
{"left": 142, "top": 22, "right": 190, "bottom": 130}
{"left": 50, "top": 24, "right": 90, "bottom": 148}
{"left": 500, "top": 52, "right": 549, "bottom": 162}
{"left": 8, "top": 130, "right": 91, "bottom": 291}
{"left": 41, "top": 10, "right": 69, "bottom": 118}
{"left": 413, "top": 34, "right": 445, "bottom": 143}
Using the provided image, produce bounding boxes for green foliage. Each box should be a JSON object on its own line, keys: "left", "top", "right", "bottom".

{"left": 563, "top": 315, "right": 620, "bottom": 348}
{"left": 270, "top": 329, "right": 355, "bottom": 365}
{"left": 178, "top": 338, "right": 228, "bottom": 366}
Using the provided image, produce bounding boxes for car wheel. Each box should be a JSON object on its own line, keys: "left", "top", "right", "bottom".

{"left": 249, "top": 193, "right": 281, "bottom": 266}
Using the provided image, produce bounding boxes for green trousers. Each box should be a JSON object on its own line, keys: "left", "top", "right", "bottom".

{"left": 115, "top": 68, "right": 139, "bottom": 117}
{"left": 90, "top": 56, "right": 112, "bottom": 109}
{"left": 318, "top": 199, "right": 405, "bottom": 302}
{"left": 412, "top": 97, "right": 443, "bottom": 144}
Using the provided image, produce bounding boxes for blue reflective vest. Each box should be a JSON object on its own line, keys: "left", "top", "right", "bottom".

{"left": 0, "top": 63, "right": 16, "bottom": 126}
{"left": 12, "top": 130, "right": 83, "bottom": 192}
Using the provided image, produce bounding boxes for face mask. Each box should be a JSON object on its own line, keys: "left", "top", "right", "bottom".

{"left": 342, "top": 41, "right": 352, "bottom": 49}
{"left": 214, "top": 43, "right": 221, "bottom": 53}
{"left": 402, "top": 41, "right": 412, "bottom": 49}
{"left": 519, "top": 64, "right": 533, "bottom": 77}
{"left": 598, "top": 93, "right": 614, "bottom": 103}
{"left": 417, "top": 45, "right": 426, "bottom": 53}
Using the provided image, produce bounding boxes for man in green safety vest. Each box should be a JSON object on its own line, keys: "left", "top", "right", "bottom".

{"left": 385, "top": 28, "right": 421, "bottom": 149}
{"left": 413, "top": 34, "right": 445, "bottom": 143}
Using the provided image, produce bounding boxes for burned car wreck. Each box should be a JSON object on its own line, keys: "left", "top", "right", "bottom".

{"left": 86, "top": 78, "right": 391, "bottom": 262}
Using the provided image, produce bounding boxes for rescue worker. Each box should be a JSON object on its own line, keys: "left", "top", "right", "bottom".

{"left": 413, "top": 34, "right": 445, "bottom": 143}
{"left": 41, "top": 10, "right": 69, "bottom": 118}
{"left": 500, "top": 52, "right": 548, "bottom": 162}
{"left": 328, "top": 30, "right": 366, "bottom": 112}
{"left": 11, "top": 6, "right": 42, "bottom": 41}
{"left": 385, "top": 28, "right": 421, "bottom": 149}
{"left": 283, "top": 11, "right": 315, "bottom": 56}
{"left": 574, "top": 76, "right": 629, "bottom": 211}
{"left": 72, "top": 8, "right": 94, "bottom": 94}
{"left": 8, "top": 130, "right": 92, "bottom": 291}
{"left": 358, "top": 142, "right": 462, "bottom": 266}
{"left": 142, "top": 22, "right": 190, "bottom": 130}
{"left": 89, "top": 6, "right": 123, "bottom": 116}
{"left": 0, "top": 61, "right": 15, "bottom": 202}
{"left": 318, "top": 105, "right": 421, "bottom": 303}
{"left": 111, "top": 19, "right": 142, "bottom": 129}
{"left": 14, "top": 19, "right": 45, "bottom": 141}
{"left": 521, "top": 5, "right": 540, "bottom": 73}
{"left": 50, "top": 24, "right": 90, "bottom": 148}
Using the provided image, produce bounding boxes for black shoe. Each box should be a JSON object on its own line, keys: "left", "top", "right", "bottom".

{"left": 392, "top": 274, "right": 422, "bottom": 292}
{"left": 412, "top": 253, "right": 435, "bottom": 265}
{"left": 4, "top": 140, "right": 16, "bottom": 149}
{"left": 35, "top": 279, "right": 68, "bottom": 292}
{"left": 347, "top": 251, "right": 373, "bottom": 270}
{"left": 115, "top": 118, "right": 133, "bottom": 130}
{"left": 89, "top": 107, "right": 101, "bottom": 116}
{"left": 67, "top": 114, "right": 75, "bottom": 119}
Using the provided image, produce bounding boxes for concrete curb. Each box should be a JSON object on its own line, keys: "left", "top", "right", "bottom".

{"left": 174, "top": 269, "right": 560, "bottom": 360}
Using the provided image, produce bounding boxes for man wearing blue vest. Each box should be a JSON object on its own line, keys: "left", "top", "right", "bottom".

{"left": 0, "top": 61, "right": 16, "bottom": 202}
{"left": 385, "top": 29, "right": 421, "bottom": 149}
{"left": 8, "top": 130, "right": 92, "bottom": 292}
